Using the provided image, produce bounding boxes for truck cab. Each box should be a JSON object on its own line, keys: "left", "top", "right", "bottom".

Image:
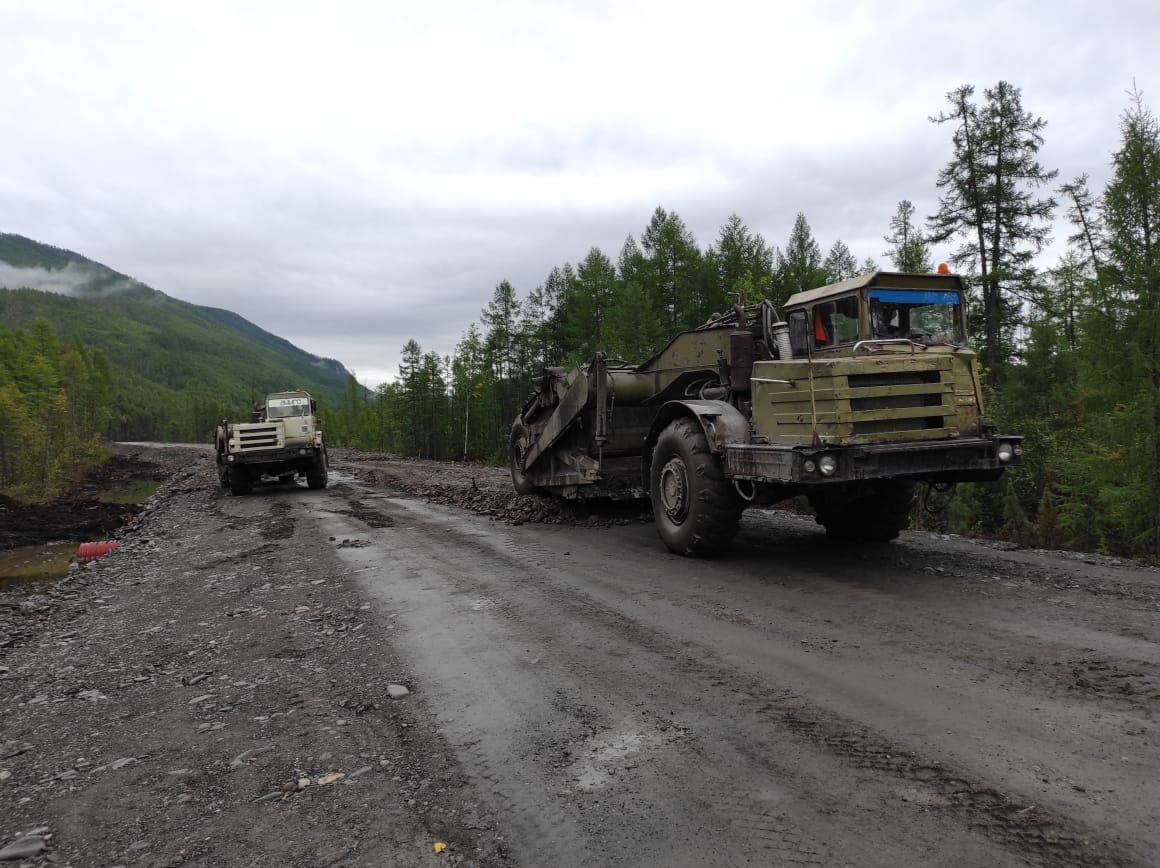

{"left": 215, "top": 390, "right": 328, "bottom": 495}
{"left": 784, "top": 271, "right": 968, "bottom": 356}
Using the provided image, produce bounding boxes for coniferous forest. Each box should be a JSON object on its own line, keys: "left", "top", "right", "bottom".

{"left": 326, "top": 82, "right": 1160, "bottom": 560}
{"left": 0, "top": 318, "right": 114, "bottom": 499}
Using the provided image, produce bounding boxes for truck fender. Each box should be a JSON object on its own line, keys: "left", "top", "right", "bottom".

{"left": 641, "top": 400, "right": 749, "bottom": 486}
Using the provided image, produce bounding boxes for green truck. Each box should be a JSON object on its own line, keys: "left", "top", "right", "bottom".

{"left": 215, "top": 390, "right": 329, "bottom": 495}
{"left": 509, "top": 269, "right": 1022, "bottom": 556}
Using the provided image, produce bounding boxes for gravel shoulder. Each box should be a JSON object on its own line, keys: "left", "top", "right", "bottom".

{"left": 0, "top": 446, "right": 510, "bottom": 868}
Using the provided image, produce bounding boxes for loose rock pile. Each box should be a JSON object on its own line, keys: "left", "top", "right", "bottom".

{"left": 331, "top": 450, "right": 652, "bottom": 528}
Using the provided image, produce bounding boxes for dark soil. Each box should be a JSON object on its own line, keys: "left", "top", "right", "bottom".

{"left": 0, "top": 451, "right": 166, "bottom": 549}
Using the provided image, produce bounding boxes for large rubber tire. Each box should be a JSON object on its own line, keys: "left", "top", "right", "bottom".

{"left": 306, "top": 451, "right": 328, "bottom": 490}
{"left": 813, "top": 480, "right": 916, "bottom": 543}
{"left": 509, "top": 420, "right": 538, "bottom": 495}
{"left": 228, "top": 466, "right": 253, "bottom": 496}
{"left": 217, "top": 463, "right": 230, "bottom": 488}
{"left": 650, "top": 417, "right": 743, "bottom": 557}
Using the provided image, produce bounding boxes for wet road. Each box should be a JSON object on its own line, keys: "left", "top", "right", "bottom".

{"left": 298, "top": 470, "right": 1159, "bottom": 867}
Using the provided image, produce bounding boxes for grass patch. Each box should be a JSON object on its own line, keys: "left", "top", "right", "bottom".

{"left": 97, "top": 480, "right": 159, "bottom": 504}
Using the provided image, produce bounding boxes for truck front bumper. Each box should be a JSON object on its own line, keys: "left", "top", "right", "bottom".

{"left": 722, "top": 435, "right": 1022, "bottom": 485}
{"left": 219, "top": 445, "right": 322, "bottom": 466}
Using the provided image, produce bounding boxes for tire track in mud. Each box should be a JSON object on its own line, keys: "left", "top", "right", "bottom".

{"left": 370, "top": 498, "right": 1137, "bottom": 867}
{"left": 311, "top": 488, "right": 598, "bottom": 868}
{"left": 335, "top": 503, "right": 942, "bottom": 864}
{"left": 683, "top": 583, "right": 1160, "bottom": 715}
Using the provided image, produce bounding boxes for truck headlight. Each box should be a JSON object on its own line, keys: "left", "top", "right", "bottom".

{"left": 803, "top": 460, "right": 816, "bottom": 473}
{"left": 299, "top": 448, "right": 308, "bottom": 455}
{"left": 227, "top": 454, "right": 235, "bottom": 462}
{"left": 818, "top": 455, "right": 837, "bottom": 476}
{"left": 997, "top": 443, "right": 1014, "bottom": 463}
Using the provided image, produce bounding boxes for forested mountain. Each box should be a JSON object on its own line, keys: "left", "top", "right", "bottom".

{"left": 0, "top": 233, "right": 356, "bottom": 440}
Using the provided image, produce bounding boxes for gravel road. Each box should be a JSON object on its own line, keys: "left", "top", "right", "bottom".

{"left": 2, "top": 445, "right": 1157, "bottom": 866}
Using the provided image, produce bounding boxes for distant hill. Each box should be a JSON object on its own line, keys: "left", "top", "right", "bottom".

{"left": 0, "top": 233, "right": 359, "bottom": 440}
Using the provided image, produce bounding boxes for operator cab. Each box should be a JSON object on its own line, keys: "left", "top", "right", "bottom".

{"left": 783, "top": 270, "right": 968, "bottom": 357}
{"left": 265, "top": 391, "right": 315, "bottom": 419}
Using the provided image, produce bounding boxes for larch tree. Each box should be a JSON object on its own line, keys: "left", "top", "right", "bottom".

{"left": 883, "top": 200, "right": 933, "bottom": 273}
{"left": 451, "top": 323, "right": 491, "bottom": 460}
{"left": 1059, "top": 174, "right": 1107, "bottom": 274}
{"left": 398, "top": 339, "right": 425, "bottom": 456}
{"left": 705, "top": 214, "right": 775, "bottom": 305}
{"left": 481, "top": 280, "right": 524, "bottom": 454}
{"left": 565, "top": 247, "right": 618, "bottom": 363}
{"left": 1101, "top": 89, "right": 1160, "bottom": 556}
{"left": 773, "top": 212, "right": 828, "bottom": 302}
{"left": 928, "top": 82, "right": 1057, "bottom": 386}
{"left": 638, "top": 207, "right": 704, "bottom": 332}
{"left": 823, "top": 239, "right": 859, "bottom": 283}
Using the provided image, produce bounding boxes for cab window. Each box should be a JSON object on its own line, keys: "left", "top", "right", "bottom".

{"left": 788, "top": 311, "right": 810, "bottom": 357}
{"left": 811, "top": 295, "right": 860, "bottom": 349}
{"left": 869, "top": 289, "right": 965, "bottom": 345}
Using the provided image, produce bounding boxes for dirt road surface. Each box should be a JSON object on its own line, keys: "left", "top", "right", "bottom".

{"left": 2, "top": 445, "right": 1158, "bottom": 866}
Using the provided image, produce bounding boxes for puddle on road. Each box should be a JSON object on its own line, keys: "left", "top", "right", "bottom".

{"left": 0, "top": 542, "right": 77, "bottom": 587}
{"left": 573, "top": 730, "right": 654, "bottom": 791}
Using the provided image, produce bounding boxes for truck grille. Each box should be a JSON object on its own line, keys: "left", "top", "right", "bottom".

{"left": 237, "top": 425, "right": 280, "bottom": 449}
{"left": 847, "top": 370, "right": 948, "bottom": 436}
{"left": 753, "top": 356, "right": 961, "bottom": 445}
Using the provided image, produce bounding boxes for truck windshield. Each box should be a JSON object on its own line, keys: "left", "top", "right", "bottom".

{"left": 267, "top": 400, "right": 309, "bottom": 419}
{"left": 868, "top": 289, "right": 964, "bottom": 346}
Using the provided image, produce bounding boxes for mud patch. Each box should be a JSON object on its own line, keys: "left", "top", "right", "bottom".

{"left": 0, "top": 452, "right": 163, "bottom": 549}
{"left": 1066, "top": 657, "right": 1160, "bottom": 701}
{"left": 259, "top": 501, "right": 296, "bottom": 541}
{"left": 344, "top": 499, "right": 394, "bottom": 528}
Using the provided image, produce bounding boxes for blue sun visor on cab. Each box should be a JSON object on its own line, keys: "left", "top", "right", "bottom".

{"left": 869, "top": 289, "right": 960, "bottom": 305}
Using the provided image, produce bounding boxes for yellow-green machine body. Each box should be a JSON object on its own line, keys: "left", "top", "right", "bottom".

{"left": 510, "top": 271, "right": 1022, "bottom": 556}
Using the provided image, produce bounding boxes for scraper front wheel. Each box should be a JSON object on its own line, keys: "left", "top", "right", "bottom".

{"left": 510, "top": 421, "right": 539, "bottom": 495}
{"left": 650, "top": 418, "right": 742, "bottom": 557}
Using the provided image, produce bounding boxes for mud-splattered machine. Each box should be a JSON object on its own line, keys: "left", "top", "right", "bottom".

{"left": 510, "top": 270, "right": 1022, "bottom": 556}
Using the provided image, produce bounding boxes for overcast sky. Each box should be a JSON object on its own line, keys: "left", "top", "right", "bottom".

{"left": 1, "top": 1, "right": 1155, "bottom": 387}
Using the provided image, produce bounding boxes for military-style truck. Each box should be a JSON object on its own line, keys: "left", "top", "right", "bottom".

{"left": 215, "top": 390, "right": 328, "bottom": 495}
{"left": 509, "top": 269, "right": 1022, "bottom": 556}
